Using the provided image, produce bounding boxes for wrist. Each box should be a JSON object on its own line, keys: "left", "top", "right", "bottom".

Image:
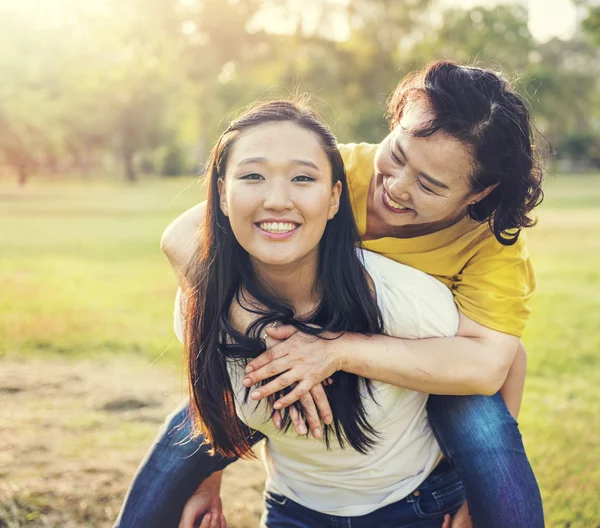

{"left": 198, "top": 470, "right": 223, "bottom": 493}
{"left": 334, "top": 332, "right": 361, "bottom": 373}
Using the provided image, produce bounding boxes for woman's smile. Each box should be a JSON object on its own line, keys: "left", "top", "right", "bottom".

{"left": 255, "top": 219, "right": 301, "bottom": 240}
{"left": 381, "top": 187, "right": 413, "bottom": 214}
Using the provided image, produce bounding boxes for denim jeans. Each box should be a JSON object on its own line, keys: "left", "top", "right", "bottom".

{"left": 260, "top": 459, "right": 464, "bottom": 528}
{"left": 115, "top": 393, "right": 544, "bottom": 528}
{"left": 426, "top": 393, "right": 544, "bottom": 528}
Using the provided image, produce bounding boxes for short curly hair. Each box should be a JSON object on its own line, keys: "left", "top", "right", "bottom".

{"left": 387, "top": 60, "right": 544, "bottom": 245}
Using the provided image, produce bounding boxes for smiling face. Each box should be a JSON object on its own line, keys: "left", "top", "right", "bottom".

{"left": 218, "top": 121, "right": 341, "bottom": 271}
{"left": 371, "top": 103, "right": 488, "bottom": 237}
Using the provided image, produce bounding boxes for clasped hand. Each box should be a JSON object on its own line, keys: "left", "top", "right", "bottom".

{"left": 243, "top": 325, "right": 344, "bottom": 439}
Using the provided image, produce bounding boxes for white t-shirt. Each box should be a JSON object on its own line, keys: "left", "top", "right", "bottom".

{"left": 174, "top": 249, "right": 459, "bottom": 516}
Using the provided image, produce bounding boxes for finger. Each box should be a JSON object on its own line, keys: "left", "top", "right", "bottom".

{"left": 264, "top": 325, "right": 297, "bottom": 341}
{"left": 271, "top": 409, "right": 283, "bottom": 429}
{"left": 289, "top": 405, "right": 307, "bottom": 436}
{"left": 323, "top": 377, "right": 334, "bottom": 386}
{"left": 245, "top": 342, "right": 289, "bottom": 375}
{"left": 179, "top": 502, "right": 199, "bottom": 528}
{"left": 244, "top": 357, "right": 290, "bottom": 387}
{"left": 310, "top": 385, "right": 332, "bottom": 425}
{"left": 273, "top": 380, "right": 312, "bottom": 409}
{"left": 299, "top": 392, "right": 322, "bottom": 439}
{"left": 220, "top": 513, "right": 227, "bottom": 528}
{"left": 441, "top": 513, "right": 450, "bottom": 528}
{"left": 198, "top": 513, "right": 212, "bottom": 528}
{"left": 249, "top": 371, "right": 297, "bottom": 401}
{"left": 210, "top": 510, "right": 219, "bottom": 528}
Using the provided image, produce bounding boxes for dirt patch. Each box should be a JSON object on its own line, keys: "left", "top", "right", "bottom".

{"left": 0, "top": 358, "right": 265, "bottom": 527}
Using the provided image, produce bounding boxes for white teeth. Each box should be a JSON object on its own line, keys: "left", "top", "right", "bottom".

{"left": 258, "top": 222, "right": 297, "bottom": 233}
{"left": 385, "top": 191, "right": 408, "bottom": 210}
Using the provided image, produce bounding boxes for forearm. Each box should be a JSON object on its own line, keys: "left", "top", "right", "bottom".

{"left": 498, "top": 340, "right": 527, "bottom": 418}
{"left": 340, "top": 332, "right": 516, "bottom": 396}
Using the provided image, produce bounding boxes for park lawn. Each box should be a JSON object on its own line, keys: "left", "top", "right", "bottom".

{"left": 1, "top": 174, "right": 599, "bottom": 527}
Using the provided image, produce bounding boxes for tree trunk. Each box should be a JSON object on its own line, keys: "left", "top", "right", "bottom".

{"left": 17, "top": 164, "right": 28, "bottom": 186}
{"left": 123, "top": 149, "right": 137, "bottom": 182}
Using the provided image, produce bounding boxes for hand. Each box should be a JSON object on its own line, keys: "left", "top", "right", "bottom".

{"left": 264, "top": 328, "right": 334, "bottom": 439}
{"left": 179, "top": 471, "right": 226, "bottom": 528}
{"left": 244, "top": 325, "right": 343, "bottom": 413}
{"left": 441, "top": 501, "right": 471, "bottom": 528}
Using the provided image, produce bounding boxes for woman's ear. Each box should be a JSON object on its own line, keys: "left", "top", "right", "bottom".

{"left": 217, "top": 178, "right": 228, "bottom": 216}
{"left": 328, "top": 180, "right": 342, "bottom": 220}
{"left": 471, "top": 182, "right": 499, "bottom": 204}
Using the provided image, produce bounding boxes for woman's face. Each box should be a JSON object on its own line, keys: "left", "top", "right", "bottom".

{"left": 373, "top": 103, "right": 489, "bottom": 234}
{"left": 219, "top": 121, "right": 341, "bottom": 270}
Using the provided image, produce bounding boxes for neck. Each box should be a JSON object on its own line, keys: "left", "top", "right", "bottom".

{"left": 250, "top": 250, "right": 321, "bottom": 317}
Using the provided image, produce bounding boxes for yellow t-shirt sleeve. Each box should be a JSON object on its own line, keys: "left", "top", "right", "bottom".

{"left": 452, "top": 235, "right": 536, "bottom": 337}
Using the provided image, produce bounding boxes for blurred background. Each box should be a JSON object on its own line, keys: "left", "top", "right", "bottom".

{"left": 1, "top": 0, "right": 599, "bottom": 527}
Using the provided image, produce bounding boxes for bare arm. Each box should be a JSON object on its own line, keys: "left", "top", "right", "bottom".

{"left": 499, "top": 340, "right": 527, "bottom": 418}
{"left": 339, "top": 313, "right": 518, "bottom": 396}
{"left": 161, "top": 201, "right": 206, "bottom": 284}
{"left": 244, "top": 314, "right": 519, "bottom": 407}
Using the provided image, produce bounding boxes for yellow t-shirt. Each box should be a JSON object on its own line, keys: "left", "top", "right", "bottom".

{"left": 339, "top": 142, "right": 536, "bottom": 337}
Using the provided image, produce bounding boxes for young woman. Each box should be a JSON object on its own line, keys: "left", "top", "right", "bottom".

{"left": 115, "top": 62, "right": 544, "bottom": 528}
{"left": 183, "top": 99, "right": 474, "bottom": 527}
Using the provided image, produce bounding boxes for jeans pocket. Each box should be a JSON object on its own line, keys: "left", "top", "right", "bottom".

{"left": 264, "top": 489, "right": 291, "bottom": 508}
{"left": 413, "top": 476, "right": 465, "bottom": 519}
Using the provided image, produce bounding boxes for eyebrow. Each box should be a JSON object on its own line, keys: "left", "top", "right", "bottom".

{"left": 393, "top": 140, "right": 450, "bottom": 190}
{"left": 237, "top": 157, "right": 320, "bottom": 171}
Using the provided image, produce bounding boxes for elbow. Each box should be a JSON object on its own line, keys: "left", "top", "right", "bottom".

{"left": 471, "top": 352, "right": 514, "bottom": 396}
{"left": 160, "top": 226, "right": 173, "bottom": 255}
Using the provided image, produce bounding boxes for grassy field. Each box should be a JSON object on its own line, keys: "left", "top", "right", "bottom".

{"left": 1, "top": 173, "right": 599, "bottom": 527}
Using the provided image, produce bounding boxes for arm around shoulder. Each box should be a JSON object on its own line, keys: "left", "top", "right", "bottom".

{"left": 161, "top": 201, "right": 207, "bottom": 283}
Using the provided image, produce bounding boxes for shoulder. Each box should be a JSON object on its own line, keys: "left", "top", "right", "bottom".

{"left": 338, "top": 143, "right": 378, "bottom": 174}
{"left": 358, "top": 249, "right": 459, "bottom": 338}
{"left": 454, "top": 227, "right": 535, "bottom": 336}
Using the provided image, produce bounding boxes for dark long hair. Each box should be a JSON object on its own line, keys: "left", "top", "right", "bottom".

{"left": 387, "top": 60, "right": 544, "bottom": 245}
{"left": 184, "top": 100, "right": 384, "bottom": 459}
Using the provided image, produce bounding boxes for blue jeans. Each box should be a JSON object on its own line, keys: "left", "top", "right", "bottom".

{"left": 115, "top": 393, "right": 544, "bottom": 527}
{"left": 261, "top": 459, "right": 465, "bottom": 527}
{"left": 427, "top": 393, "right": 544, "bottom": 527}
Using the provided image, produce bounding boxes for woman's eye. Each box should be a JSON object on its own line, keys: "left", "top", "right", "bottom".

{"left": 240, "top": 173, "right": 264, "bottom": 180}
{"left": 292, "top": 175, "right": 315, "bottom": 182}
{"left": 390, "top": 149, "right": 405, "bottom": 166}
{"left": 418, "top": 180, "right": 434, "bottom": 194}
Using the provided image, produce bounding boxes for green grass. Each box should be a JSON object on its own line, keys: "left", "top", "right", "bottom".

{"left": 2, "top": 173, "right": 600, "bottom": 527}
{"left": 0, "top": 177, "right": 203, "bottom": 363}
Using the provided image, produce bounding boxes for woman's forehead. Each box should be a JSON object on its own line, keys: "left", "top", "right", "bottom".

{"left": 227, "top": 122, "right": 329, "bottom": 169}
{"left": 393, "top": 121, "right": 474, "bottom": 187}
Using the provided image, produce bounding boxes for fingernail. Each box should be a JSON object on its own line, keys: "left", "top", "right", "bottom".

{"left": 299, "top": 425, "right": 307, "bottom": 435}
{"left": 242, "top": 378, "right": 251, "bottom": 386}
{"left": 251, "top": 391, "right": 260, "bottom": 399}
{"left": 313, "top": 428, "right": 322, "bottom": 439}
{"left": 273, "top": 402, "right": 282, "bottom": 410}
{"left": 324, "top": 416, "right": 332, "bottom": 425}
{"left": 245, "top": 365, "right": 253, "bottom": 373}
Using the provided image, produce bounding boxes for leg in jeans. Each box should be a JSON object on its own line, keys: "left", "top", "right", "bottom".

{"left": 427, "top": 392, "right": 544, "bottom": 528}
{"left": 114, "top": 399, "right": 254, "bottom": 528}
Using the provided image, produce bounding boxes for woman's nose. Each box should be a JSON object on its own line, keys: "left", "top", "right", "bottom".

{"left": 388, "top": 176, "right": 410, "bottom": 202}
{"left": 263, "top": 181, "right": 293, "bottom": 211}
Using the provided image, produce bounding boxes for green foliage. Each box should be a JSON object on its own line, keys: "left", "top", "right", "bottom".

{"left": 560, "top": 132, "right": 600, "bottom": 162}
{"left": 582, "top": 5, "right": 600, "bottom": 45}
{"left": 161, "top": 141, "right": 190, "bottom": 177}
{"left": 1, "top": 0, "right": 600, "bottom": 180}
